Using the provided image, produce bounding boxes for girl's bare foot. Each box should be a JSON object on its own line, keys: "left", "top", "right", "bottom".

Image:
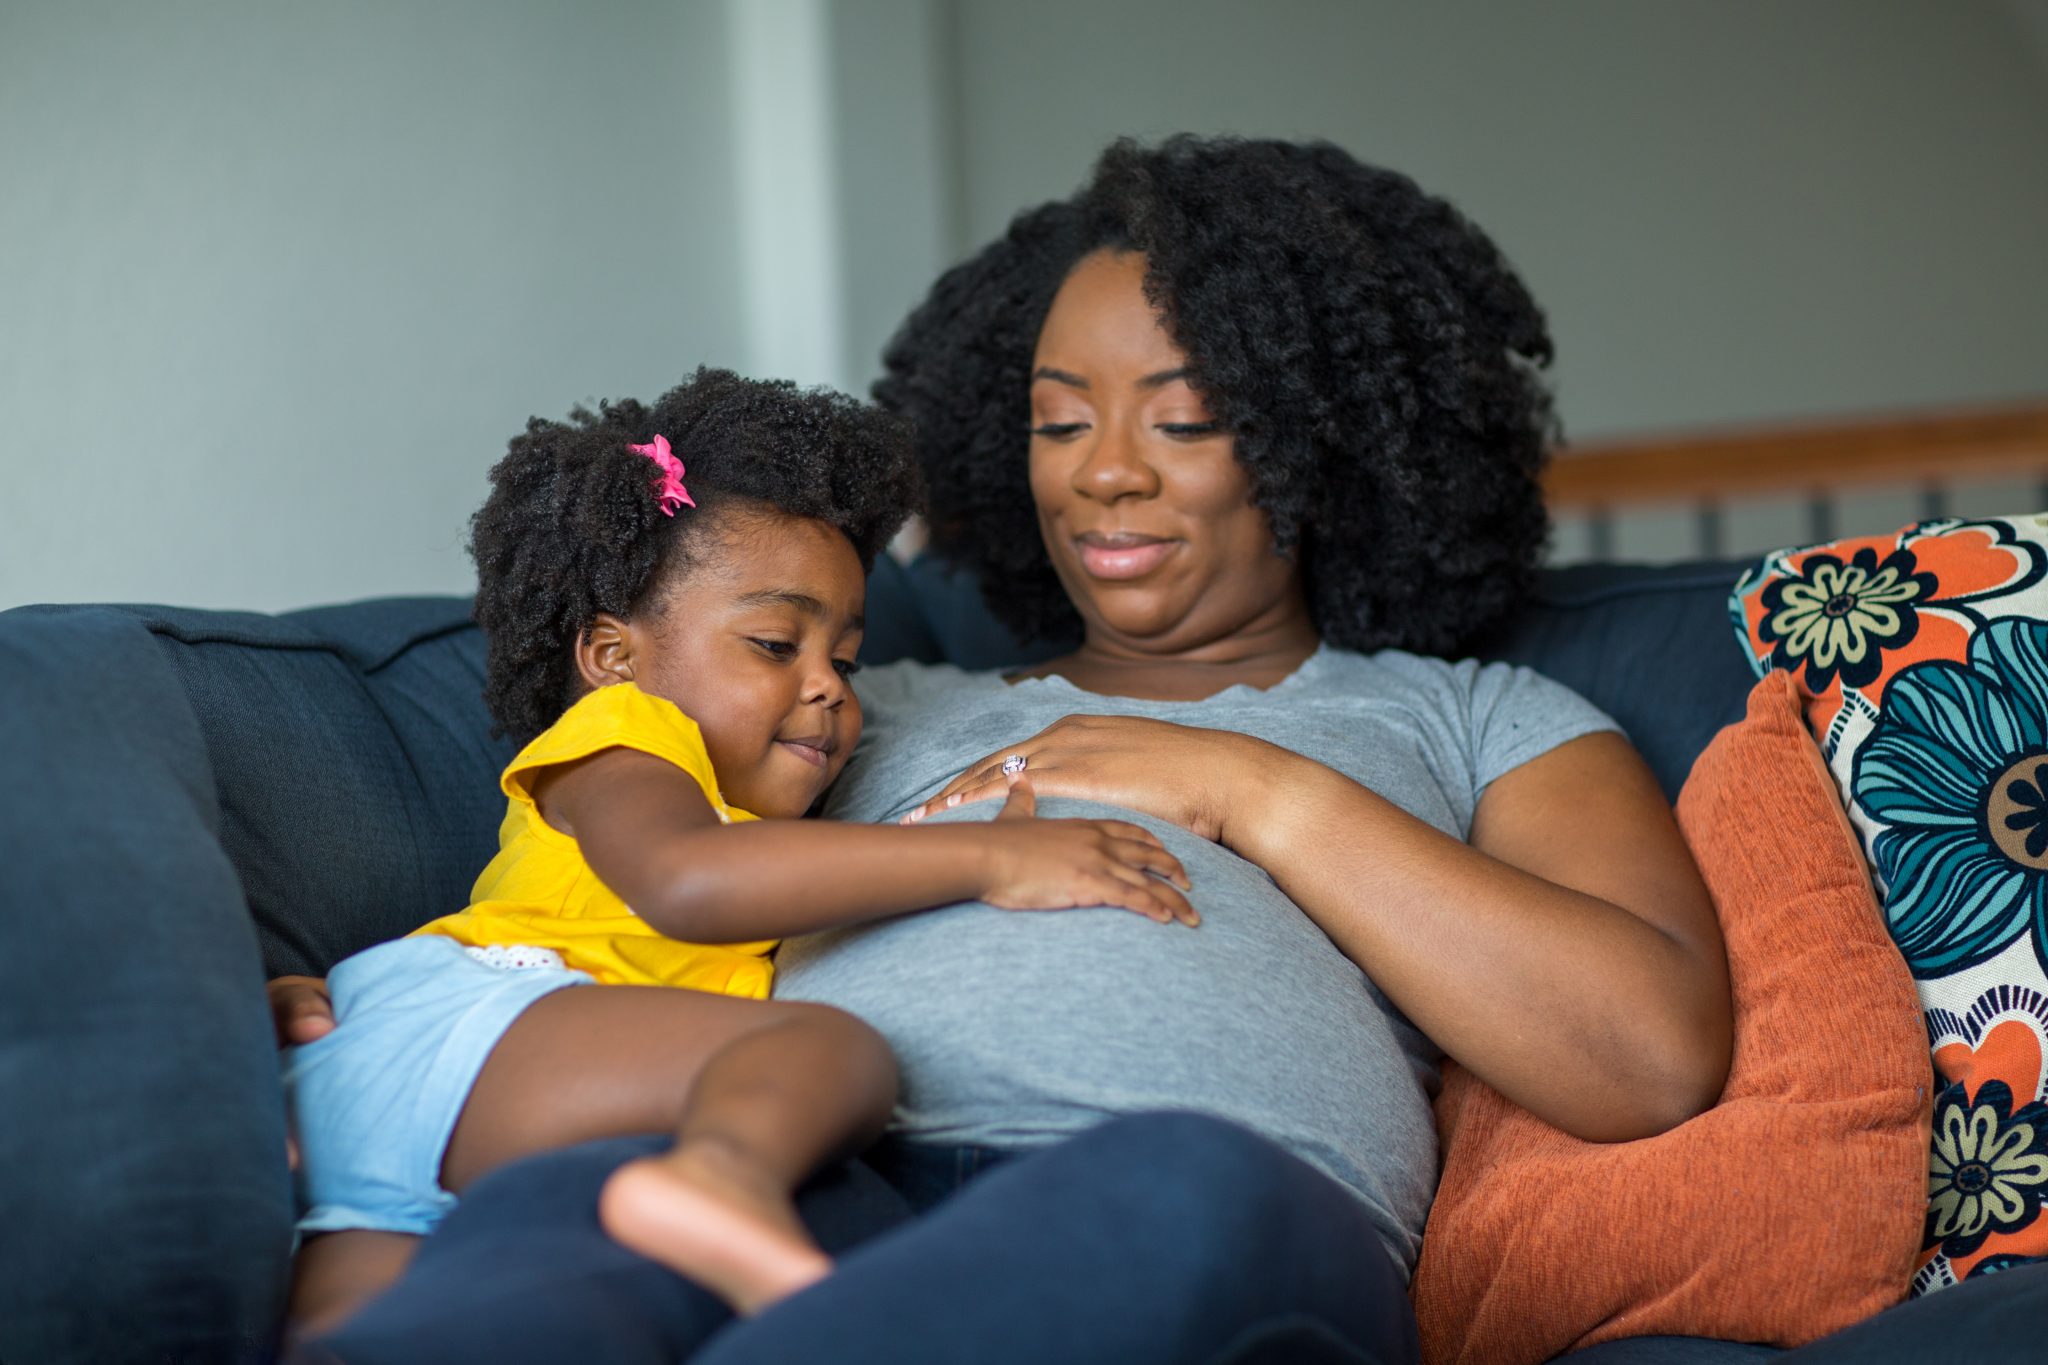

{"left": 598, "top": 1139, "right": 832, "bottom": 1315}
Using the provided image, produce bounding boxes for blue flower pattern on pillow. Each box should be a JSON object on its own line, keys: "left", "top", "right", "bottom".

{"left": 1853, "top": 619, "right": 2048, "bottom": 981}
{"left": 1741, "top": 515, "right": 2048, "bottom": 1294}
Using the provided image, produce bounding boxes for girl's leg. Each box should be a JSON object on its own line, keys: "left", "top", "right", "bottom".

{"left": 443, "top": 987, "right": 897, "bottom": 1314}
{"left": 294, "top": 989, "right": 893, "bottom": 1335}
{"left": 293, "top": 1136, "right": 917, "bottom": 1365}
{"left": 288, "top": 1233, "right": 421, "bottom": 1340}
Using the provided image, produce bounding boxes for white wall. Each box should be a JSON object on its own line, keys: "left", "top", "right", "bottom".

{"left": 827, "top": 0, "right": 961, "bottom": 393}
{"left": 1, "top": 0, "right": 744, "bottom": 611}
{"left": 944, "top": 0, "right": 2048, "bottom": 442}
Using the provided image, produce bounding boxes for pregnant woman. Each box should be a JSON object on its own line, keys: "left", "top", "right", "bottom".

{"left": 288, "top": 135, "right": 1733, "bottom": 1365}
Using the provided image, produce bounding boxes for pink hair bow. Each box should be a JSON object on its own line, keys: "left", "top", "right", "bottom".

{"left": 626, "top": 434, "right": 695, "bottom": 516}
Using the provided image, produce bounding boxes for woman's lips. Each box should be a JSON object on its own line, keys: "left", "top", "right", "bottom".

{"left": 1075, "top": 534, "right": 1177, "bottom": 580}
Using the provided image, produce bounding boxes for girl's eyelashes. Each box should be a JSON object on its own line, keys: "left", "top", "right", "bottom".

{"left": 750, "top": 639, "right": 862, "bottom": 678}
{"left": 1029, "top": 422, "right": 1087, "bottom": 439}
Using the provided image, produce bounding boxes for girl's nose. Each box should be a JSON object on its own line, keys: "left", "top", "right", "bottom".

{"left": 803, "top": 661, "right": 848, "bottom": 708}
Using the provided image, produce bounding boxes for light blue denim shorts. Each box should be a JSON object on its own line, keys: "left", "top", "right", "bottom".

{"left": 281, "top": 934, "right": 591, "bottom": 1237}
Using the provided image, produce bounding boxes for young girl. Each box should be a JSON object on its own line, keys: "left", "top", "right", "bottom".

{"left": 282, "top": 368, "right": 1196, "bottom": 1334}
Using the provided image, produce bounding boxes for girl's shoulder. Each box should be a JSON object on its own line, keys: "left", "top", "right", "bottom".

{"left": 504, "top": 682, "right": 736, "bottom": 817}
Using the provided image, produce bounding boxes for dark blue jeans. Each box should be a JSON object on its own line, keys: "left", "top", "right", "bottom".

{"left": 302, "top": 1112, "right": 1419, "bottom": 1365}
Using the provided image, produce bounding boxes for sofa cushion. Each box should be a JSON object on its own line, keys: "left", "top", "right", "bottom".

{"left": 1731, "top": 513, "right": 2048, "bottom": 1292}
{"left": 1411, "top": 672, "right": 1931, "bottom": 1364}
{"left": 112, "top": 598, "right": 515, "bottom": 978}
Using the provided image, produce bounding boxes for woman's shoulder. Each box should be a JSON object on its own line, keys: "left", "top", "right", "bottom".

{"left": 1310, "top": 645, "right": 1614, "bottom": 740}
{"left": 1306, "top": 645, "right": 1620, "bottom": 794}
{"left": 1315, "top": 643, "right": 1580, "bottom": 699}
{"left": 1302, "top": 643, "right": 1481, "bottom": 697}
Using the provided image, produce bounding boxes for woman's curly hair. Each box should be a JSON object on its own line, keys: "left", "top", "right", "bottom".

{"left": 469, "top": 367, "right": 920, "bottom": 744}
{"left": 874, "top": 135, "right": 1556, "bottom": 655}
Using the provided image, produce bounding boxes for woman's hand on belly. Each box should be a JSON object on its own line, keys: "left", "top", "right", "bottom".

{"left": 902, "top": 713, "right": 1294, "bottom": 852}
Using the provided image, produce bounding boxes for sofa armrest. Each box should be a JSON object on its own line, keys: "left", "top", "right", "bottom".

{"left": 0, "top": 607, "right": 292, "bottom": 1364}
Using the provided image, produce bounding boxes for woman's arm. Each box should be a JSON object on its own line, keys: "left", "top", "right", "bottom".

{"left": 1233, "top": 730, "right": 1731, "bottom": 1142}
{"left": 539, "top": 747, "right": 1196, "bottom": 941}
{"left": 917, "top": 718, "right": 1731, "bottom": 1142}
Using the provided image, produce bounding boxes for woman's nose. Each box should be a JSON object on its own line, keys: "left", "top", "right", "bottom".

{"left": 1072, "top": 422, "right": 1160, "bottom": 502}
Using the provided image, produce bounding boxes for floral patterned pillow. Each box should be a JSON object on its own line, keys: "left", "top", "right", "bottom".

{"left": 1732, "top": 513, "right": 2048, "bottom": 1294}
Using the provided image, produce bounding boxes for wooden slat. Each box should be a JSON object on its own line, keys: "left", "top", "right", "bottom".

{"left": 1544, "top": 401, "right": 2048, "bottom": 510}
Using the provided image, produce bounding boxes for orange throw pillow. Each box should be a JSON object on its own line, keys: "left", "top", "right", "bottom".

{"left": 1409, "top": 671, "right": 1932, "bottom": 1365}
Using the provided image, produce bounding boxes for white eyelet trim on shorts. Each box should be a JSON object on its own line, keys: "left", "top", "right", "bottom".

{"left": 461, "top": 943, "right": 569, "bottom": 971}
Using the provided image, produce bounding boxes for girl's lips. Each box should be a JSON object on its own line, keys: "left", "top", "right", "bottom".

{"left": 1076, "top": 537, "right": 1177, "bottom": 580}
{"left": 777, "top": 740, "right": 831, "bottom": 769}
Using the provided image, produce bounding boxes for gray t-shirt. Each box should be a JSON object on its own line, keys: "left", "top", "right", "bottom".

{"left": 775, "top": 643, "right": 1619, "bottom": 1273}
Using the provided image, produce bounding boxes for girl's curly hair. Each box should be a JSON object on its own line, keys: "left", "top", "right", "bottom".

{"left": 469, "top": 367, "right": 920, "bottom": 743}
{"left": 874, "top": 135, "right": 1556, "bottom": 655}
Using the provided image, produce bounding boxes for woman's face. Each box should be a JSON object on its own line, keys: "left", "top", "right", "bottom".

{"left": 1028, "top": 249, "right": 1306, "bottom": 654}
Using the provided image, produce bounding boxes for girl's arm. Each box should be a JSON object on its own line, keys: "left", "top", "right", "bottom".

{"left": 912, "top": 717, "right": 1731, "bottom": 1143}
{"left": 539, "top": 746, "right": 1195, "bottom": 942}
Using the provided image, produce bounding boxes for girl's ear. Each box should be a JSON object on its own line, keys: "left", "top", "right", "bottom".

{"left": 574, "top": 613, "right": 637, "bottom": 691}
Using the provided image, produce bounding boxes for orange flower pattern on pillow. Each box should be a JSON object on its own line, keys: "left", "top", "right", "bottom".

{"left": 1735, "top": 518, "right": 2046, "bottom": 741}
{"left": 1732, "top": 513, "right": 2048, "bottom": 1296}
{"left": 1917, "top": 991, "right": 2048, "bottom": 1291}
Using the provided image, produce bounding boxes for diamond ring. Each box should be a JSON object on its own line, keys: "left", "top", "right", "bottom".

{"left": 1001, "top": 754, "right": 1028, "bottom": 777}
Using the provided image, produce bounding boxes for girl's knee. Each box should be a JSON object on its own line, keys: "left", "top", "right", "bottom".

{"left": 776, "top": 1003, "right": 898, "bottom": 1082}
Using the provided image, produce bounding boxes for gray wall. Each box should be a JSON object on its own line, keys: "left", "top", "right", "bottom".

{"left": 1, "top": 0, "right": 742, "bottom": 611}
{"left": 946, "top": 0, "right": 2048, "bottom": 442}
{"left": 7, "top": 1, "right": 2045, "bottom": 609}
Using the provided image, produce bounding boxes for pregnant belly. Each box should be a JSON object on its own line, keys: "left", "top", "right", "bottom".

{"left": 771, "top": 834, "right": 1442, "bottom": 1247}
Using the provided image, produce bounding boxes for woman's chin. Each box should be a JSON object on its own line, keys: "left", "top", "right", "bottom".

{"left": 1078, "top": 597, "right": 1201, "bottom": 647}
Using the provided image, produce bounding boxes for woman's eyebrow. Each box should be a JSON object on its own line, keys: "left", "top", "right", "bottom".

{"left": 1030, "top": 366, "right": 1191, "bottom": 390}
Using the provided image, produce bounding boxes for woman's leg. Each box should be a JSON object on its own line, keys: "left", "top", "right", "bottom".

{"left": 292, "top": 988, "right": 895, "bottom": 1333}
{"left": 300, "top": 1113, "right": 1408, "bottom": 1365}
{"left": 296, "top": 1136, "right": 916, "bottom": 1365}
{"left": 694, "top": 1111, "right": 1417, "bottom": 1365}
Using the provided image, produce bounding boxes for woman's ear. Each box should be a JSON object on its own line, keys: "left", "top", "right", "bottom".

{"left": 574, "top": 613, "right": 637, "bottom": 691}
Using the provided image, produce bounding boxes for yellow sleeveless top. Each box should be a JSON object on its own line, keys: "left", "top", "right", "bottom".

{"left": 410, "top": 682, "right": 774, "bottom": 997}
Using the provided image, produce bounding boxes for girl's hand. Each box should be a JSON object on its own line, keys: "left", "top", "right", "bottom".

{"left": 269, "top": 974, "right": 336, "bottom": 1047}
{"left": 902, "top": 714, "right": 1276, "bottom": 847}
{"left": 975, "top": 775, "right": 1199, "bottom": 926}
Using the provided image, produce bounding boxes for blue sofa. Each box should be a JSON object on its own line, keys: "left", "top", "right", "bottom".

{"left": 3, "top": 554, "right": 2042, "bottom": 1364}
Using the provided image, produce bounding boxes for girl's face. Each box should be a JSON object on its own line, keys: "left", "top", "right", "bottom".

{"left": 1027, "top": 249, "right": 1309, "bottom": 654}
{"left": 595, "top": 510, "right": 866, "bottom": 818}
